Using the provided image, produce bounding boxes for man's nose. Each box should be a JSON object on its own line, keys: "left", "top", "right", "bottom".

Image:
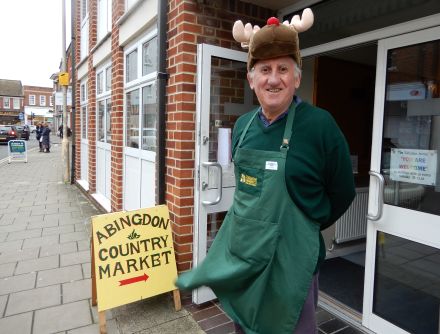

{"left": 267, "top": 71, "right": 281, "bottom": 84}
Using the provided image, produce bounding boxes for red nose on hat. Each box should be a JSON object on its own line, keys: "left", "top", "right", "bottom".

{"left": 267, "top": 17, "right": 280, "bottom": 26}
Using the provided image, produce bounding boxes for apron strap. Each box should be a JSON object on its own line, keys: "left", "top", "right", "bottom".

{"left": 237, "top": 109, "right": 259, "bottom": 148}
{"left": 280, "top": 102, "right": 297, "bottom": 153}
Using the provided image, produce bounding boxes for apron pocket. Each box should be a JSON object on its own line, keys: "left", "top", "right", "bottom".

{"left": 229, "top": 213, "right": 279, "bottom": 264}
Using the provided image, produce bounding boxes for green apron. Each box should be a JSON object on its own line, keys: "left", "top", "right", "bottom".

{"left": 176, "top": 102, "right": 320, "bottom": 333}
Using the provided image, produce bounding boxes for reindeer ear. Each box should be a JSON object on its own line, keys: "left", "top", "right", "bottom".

{"left": 232, "top": 20, "right": 256, "bottom": 49}
{"left": 291, "top": 8, "right": 314, "bottom": 33}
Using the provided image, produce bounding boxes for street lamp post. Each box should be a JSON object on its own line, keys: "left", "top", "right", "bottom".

{"left": 61, "top": 0, "right": 70, "bottom": 183}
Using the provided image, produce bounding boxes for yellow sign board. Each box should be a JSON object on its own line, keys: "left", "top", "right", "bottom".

{"left": 92, "top": 205, "right": 178, "bottom": 311}
{"left": 59, "top": 72, "right": 69, "bottom": 86}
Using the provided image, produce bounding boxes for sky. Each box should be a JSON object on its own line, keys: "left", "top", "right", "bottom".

{"left": 0, "top": 0, "right": 72, "bottom": 88}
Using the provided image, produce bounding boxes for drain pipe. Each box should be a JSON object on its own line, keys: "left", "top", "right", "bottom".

{"left": 157, "top": 0, "right": 168, "bottom": 204}
{"left": 70, "top": 0, "right": 76, "bottom": 185}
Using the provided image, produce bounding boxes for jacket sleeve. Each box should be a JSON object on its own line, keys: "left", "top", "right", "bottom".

{"left": 322, "top": 135, "right": 356, "bottom": 230}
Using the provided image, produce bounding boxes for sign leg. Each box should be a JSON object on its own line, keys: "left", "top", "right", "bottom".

{"left": 173, "top": 289, "right": 181, "bottom": 311}
{"left": 99, "top": 311, "right": 107, "bottom": 334}
{"left": 91, "top": 237, "right": 97, "bottom": 306}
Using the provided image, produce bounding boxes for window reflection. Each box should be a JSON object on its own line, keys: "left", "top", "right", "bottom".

{"left": 382, "top": 40, "right": 440, "bottom": 214}
{"left": 374, "top": 232, "right": 440, "bottom": 334}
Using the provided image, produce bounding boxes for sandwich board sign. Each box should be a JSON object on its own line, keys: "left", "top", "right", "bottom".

{"left": 91, "top": 205, "right": 180, "bottom": 332}
{"left": 8, "top": 140, "right": 27, "bottom": 163}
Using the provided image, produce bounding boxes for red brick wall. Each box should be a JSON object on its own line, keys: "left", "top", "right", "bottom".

{"left": 166, "top": 0, "right": 272, "bottom": 272}
{"left": 110, "top": 0, "right": 125, "bottom": 212}
{"left": 74, "top": 0, "right": 82, "bottom": 182}
{"left": 87, "top": 0, "right": 98, "bottom": 193}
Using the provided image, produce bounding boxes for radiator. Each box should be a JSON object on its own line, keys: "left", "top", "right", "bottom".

{"left": 334, "top": 187, "right": 369, "bottom": 244}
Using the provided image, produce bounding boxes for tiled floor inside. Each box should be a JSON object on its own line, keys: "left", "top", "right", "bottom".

{"left": 182, "top": 293, "right": 366, "bottom": 334}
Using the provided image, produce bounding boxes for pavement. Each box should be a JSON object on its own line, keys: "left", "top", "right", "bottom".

{"left": 0, "top": 140, "right": 203, "bottom": 334}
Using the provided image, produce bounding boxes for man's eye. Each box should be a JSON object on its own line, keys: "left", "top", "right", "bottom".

{"left": 260, "top": 67, "right": 270, "bottom": 74}
{"left": 279, "top": 67, "right": 288, "bottom": 73}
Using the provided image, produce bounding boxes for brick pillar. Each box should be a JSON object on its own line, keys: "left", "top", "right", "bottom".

{"left": 166, "top": 0, "right": 273, "bottom": 272}
{"left": 87, "top": 0, "right": 98, "bottom": 193}
{"left": 110, "top": 0, "right": 125, "bottom": 212}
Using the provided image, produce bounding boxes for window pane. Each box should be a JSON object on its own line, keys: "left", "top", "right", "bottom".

{"left": 141, "top": 83, "right": 157, "bottom": 151}
{"left": 373, "top": 233, "right": 440, "bottom": 334}
{"left": 98, "top": 100, "right": 105, "bottom": 142}
{"left": 381, "top": 39, "right": 440, "bottom": 215}
{"left": 81, "top": 105, "right": 88, "bottom": 139}
{"left": 142, "top": 36, "right": 158, "bottom": 76}
{"left": 105, "top": 66, "right": 111, "bottom": 91}
{"left": 106, "top": 98, "right": 111, "bottom": 144}
{"left": 126, "top": 90, "right": 139, "bottom": 148}
{"left": 126, "top": 49, "right": 138, "bottom": 82}
{"left": 97, "top": 72, "right": 103, "bottom": 95}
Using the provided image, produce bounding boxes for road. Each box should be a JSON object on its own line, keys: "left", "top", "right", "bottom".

{"left": 0, "top": 134, "right": 40, "bottom": 161}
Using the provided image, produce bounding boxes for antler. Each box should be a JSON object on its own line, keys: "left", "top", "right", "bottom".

{"left": 288, "top": 8, "right": 314, "bottom": 33}
{"left": 232, "top": 20, "right": 260, "bottom": 49}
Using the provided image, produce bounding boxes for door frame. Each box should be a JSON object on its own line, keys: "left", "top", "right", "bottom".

{"left": 193, "top": 44, "right": 248, "bottom": 304}
{"left": 362, "top": 25, "right": 440, "bottom": 334}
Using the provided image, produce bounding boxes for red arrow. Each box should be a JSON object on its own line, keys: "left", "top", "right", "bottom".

{"left": 119, "top": 273, "right": 149, "bottom": 286}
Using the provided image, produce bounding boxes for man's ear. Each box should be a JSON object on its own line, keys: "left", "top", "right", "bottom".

{"left": 247, "top": 72, "right": 254, "bottom": 90}
{"left": 294, "top": 72, "right": 301, "bottom": 89}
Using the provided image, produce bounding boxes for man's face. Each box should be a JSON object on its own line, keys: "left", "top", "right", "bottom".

{"left": 247, "top": 56, "right": 300, "bottom": 117}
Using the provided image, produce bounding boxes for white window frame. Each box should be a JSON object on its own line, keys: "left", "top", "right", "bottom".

{"left": 96, "top": 63, "right": 112, "bottom": 144}
{"left": 49, "top": 96, "right": 53, "bottom": 107}
{"left": 13, "top": 98, "right": 20, "bottom": 109}
{"left": 125, "top": 0, "right": 139, "bottom": 12}
{"left": 97, "top": 0, "right": 112, "bottom": 41}
{"left": 124, "top": 30, "right": 158, "bottom": 159}
{"left": 80, "top": 0, "right": 89, "bottom": 60}
{"left": 40, "top": 95, "right": 46, "bottom": 106}
{"left": 29, "top": 95, "right": 36, "bottom": 106}
{"left": 80, "top": 80, "right": 88, "bottom": 140}
{"left": 3, "top": 98, "right": 10, "bottom": 109}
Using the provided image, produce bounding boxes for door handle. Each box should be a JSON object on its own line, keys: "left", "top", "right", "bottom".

{"left": 201, "top": 162, "right": 223, "bottom": 205}
{"left": 367, "top": 171, "right": 385, "bottom": 221}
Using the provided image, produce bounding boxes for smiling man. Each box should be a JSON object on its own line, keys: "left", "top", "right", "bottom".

{"left": 177, "top": 10, "right": 355, "bottom": 334}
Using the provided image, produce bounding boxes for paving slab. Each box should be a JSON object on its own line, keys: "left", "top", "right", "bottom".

{"left": 40, "top": 241, "right": 78, "bottom": 257}
{"left": 5, "top": 284, "right": 61, "bottom": 316}
{"left": 33, "top": 300, "right": 92, "bottom": 334}
{"left": 0, "top": 272, "right": 36, "bottom": 295}
{"left": 60, "top": 250, "right": 90, "bottom": 267}
{"left": 0, "top": 262, "right": 15, "bottom": 278}
{"left": 62, "top": 278, "right": 92, "bottom": 303}
{"left": 0, "top": 312, "right": 33, "bottom": 334}
{"left": 0, "top": 248, "right": 39, "bottom": 265}
{"left": 15, "top": 254, "right": 59, "bottom": 275}
{"left": 36, "top": 265, "right": 83, "bottom": 288}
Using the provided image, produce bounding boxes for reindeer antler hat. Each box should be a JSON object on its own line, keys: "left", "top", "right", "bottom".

{"left": 232, "top": 8, "right": 314, "bottom": 70}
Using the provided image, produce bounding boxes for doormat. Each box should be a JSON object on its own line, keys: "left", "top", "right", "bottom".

{"left": 319, "top": 257, "right": 364, "bottom": 313}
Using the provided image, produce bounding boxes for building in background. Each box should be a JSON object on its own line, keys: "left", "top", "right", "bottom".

{"left": 23, "top": 85, "right": 54, "bottom": 126}
{"left": 0, "top": 79, "right": 24, "bottom": 124}
{"left": 72, "top": 1, "right": 440, "bottom": 334}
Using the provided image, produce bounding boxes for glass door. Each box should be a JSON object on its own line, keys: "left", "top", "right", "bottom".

{"left": 363, "top": 26, "right": 440, "bottom": 334}
{"left": 193, "top": 44, "right": 254, "bottom": 304}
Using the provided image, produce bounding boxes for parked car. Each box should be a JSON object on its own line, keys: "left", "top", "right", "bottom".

{"left": 0, "top": 125, "right": 18, "bottom": 144}
{"left": 29, "top": 124, "right": 37, "bottom": 133}
{"left": 15, "top": 125, "right": 30, "bottom": 140}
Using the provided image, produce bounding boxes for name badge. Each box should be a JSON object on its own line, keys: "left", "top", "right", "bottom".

{"left": 265, "top": 161, "right": 278, "bottom": 170}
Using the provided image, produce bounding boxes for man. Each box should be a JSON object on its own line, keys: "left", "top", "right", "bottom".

{"left": 35, "top": 123, "right": 43, "bottom": 152}
{"left": 177, "top": 9, "right": 355, "bottom": 334}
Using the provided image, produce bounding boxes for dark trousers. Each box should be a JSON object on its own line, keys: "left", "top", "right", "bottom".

{"left": 234, "top": 274, "right": 319, "bottom": 334}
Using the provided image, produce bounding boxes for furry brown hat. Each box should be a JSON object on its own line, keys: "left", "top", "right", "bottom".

{"left": 232, "top": 9, "right": 314, "bottom": 70}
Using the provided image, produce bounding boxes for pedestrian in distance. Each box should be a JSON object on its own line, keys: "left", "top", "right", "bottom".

{"left": 176, "top": 9, "right": 356, "bottom": 334}
{"left": 58, "top": 124, "right": 63, "bottom": 138}
{"left": 41, "top": 123, "right": 51, "bottom": 153}
{"left": 35, "top": 123, "right": 44, "bottom": 152}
